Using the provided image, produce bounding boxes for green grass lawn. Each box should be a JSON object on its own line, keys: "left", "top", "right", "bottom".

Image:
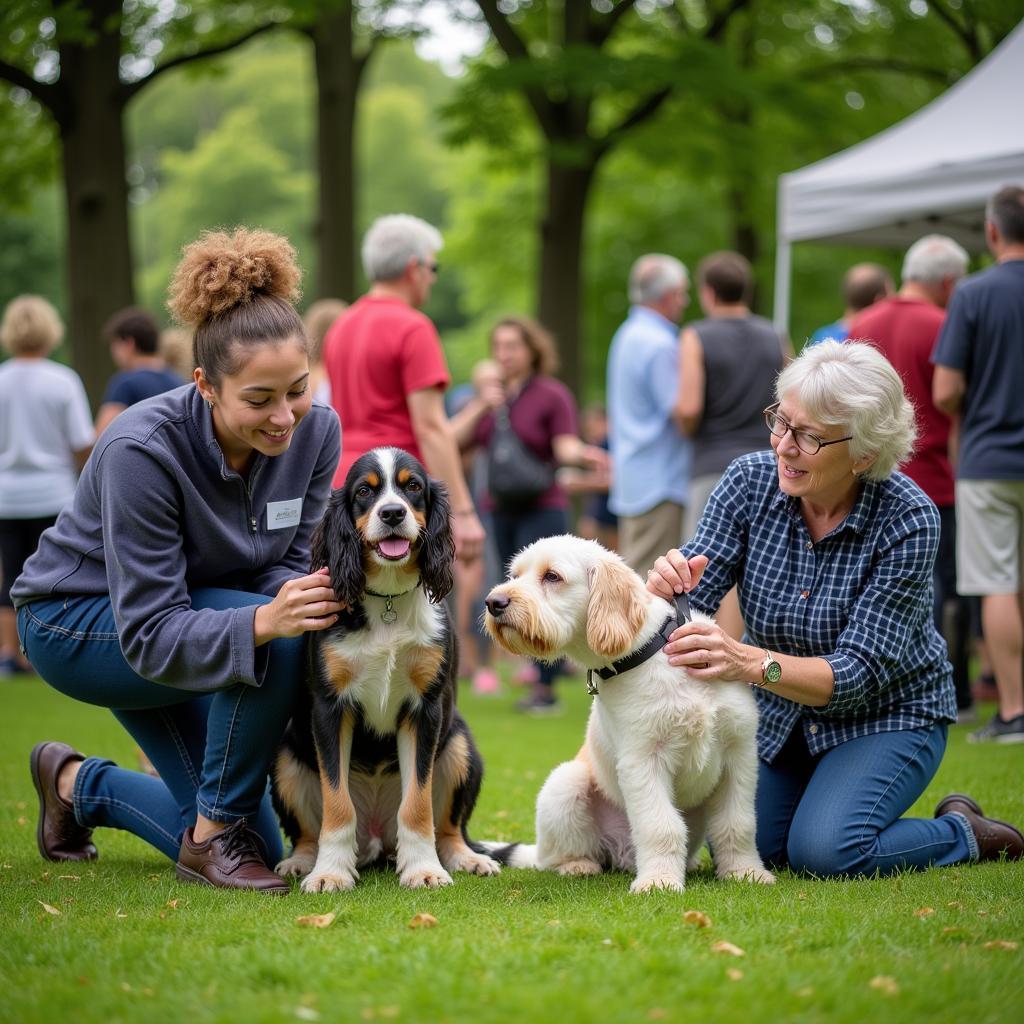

{"left": 2, "top": 672, "right": 1022, "bottom": 1024}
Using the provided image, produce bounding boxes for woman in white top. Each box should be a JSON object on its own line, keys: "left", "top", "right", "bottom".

{"left": 0, "top": 296, "right": 94, "bottom": 675}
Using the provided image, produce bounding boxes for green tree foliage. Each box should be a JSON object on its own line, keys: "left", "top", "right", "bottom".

{"left": 0, "top": 0, "right": 287, "bottom": 401}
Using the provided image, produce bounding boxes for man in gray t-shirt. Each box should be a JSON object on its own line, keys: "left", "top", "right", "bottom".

{"left": 932, "top": 184, "right": 1024, "bottom": 743}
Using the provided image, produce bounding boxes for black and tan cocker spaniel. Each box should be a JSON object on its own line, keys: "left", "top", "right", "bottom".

{"left": 272, "top": 446, "right": 501, "bottom": 891}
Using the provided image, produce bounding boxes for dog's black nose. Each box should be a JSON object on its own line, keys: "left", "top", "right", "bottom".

{"left": 485, "top": 593, "right": 510, "bottom": 617}
{"left": 378, "top": 503, "right": 407, "bottom": 526}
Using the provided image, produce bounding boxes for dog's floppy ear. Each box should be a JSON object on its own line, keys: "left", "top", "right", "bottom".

{"left": 420, "top": 475, "right": 455, "bottom": 603}
{"left": 586, "top": 556, "right": 648, "bottom": 660}
{"left": 311, "top": 488, "right": 366, "bottom": 616}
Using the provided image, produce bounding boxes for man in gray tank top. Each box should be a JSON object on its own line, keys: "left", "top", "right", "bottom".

{"left": 676, "top": 251, "right": 790, "bottom": 636}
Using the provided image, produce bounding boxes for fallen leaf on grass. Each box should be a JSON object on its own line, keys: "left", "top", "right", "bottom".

{"left": 710, "top": 941, "right": 745, "bottom": 957}
{"left": 407, "top": 913, "right": 437, "bottom": 929}
{"left": 942, "top": 927, "right": 963, "bottom": 935}
{"left": 296, "top": 913, "right": 336, "bottom": 929}
{"left": 114, "top": 909, "right": 128, "bottom": 919}
{"left": 16, "top": 816, "right": 28, "bottom": 827}
{"left": 37, "top": 900, "right": 60, "bottom": 916}
{"left": 166, "top": 899, "right": 179, "bottom": 909}
{"left": 647, "top": 1009, "right": 668, "bottom": 1020}
{"left": 294, "top": 1008, "right": 320, "bottom": 1022}
{"left": 977, "top": 910, "right": 988, "bottom": 917}
{"left": 914, "top": 907, "right": 934, "bottom": 918}
{"left": 683, "top": 910, "right": 711, "bottom": 928}
{"left": 869, "top": 976, "right": 899, "bottom": 996}
{"left": 795, "top": 987, "right": 814, "bottom": 998}
{"left": 947, "top": 901, "right": 964, "bottom": 909}
{"left": 982, "top": 940, "right": 1018, "bottom": 951}
{"left": 726, "top": 968, "right": 744, "bottom": 981}
{"left": 57, "top": 875, "right": 80, "bottom": 881}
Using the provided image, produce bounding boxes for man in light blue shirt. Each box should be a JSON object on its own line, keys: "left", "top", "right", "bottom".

{"left": 607, "top": 254, "right": 691, "bottom": 574}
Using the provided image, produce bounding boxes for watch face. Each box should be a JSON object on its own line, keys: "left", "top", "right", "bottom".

{"left": 765, "top": 660, "right": 782, "bottom": 684}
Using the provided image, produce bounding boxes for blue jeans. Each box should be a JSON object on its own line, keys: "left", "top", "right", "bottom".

{"left": 756, "top": 724, "right": 976, "bottom": 877}
{"left": 18, "top": 590, "right": 304, "bottom": 864}
{"left": 492, "top": 505, "right": 569, "bottom": 688}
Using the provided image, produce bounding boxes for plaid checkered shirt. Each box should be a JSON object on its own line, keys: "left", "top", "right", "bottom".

{"left": 683, "top": 451, "right": 957, "bottom": 763}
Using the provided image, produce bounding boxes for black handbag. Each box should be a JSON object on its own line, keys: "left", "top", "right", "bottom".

{"left": 486, "top": 404, "right": 554, "bottom": 509}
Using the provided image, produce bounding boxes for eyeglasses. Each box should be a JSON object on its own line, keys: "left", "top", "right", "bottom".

{"left": 763, "top": 404, "right": 852, "bottom": 456}
{"left": 420, "top": 260, "right": 440, "bottom": 275}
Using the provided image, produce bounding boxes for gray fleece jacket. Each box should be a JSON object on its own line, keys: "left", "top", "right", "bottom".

{"left": 13, "top": 384, "right": 341, "bottom": 692}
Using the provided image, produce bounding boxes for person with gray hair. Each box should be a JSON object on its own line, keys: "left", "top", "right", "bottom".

{"left": 934, "top": 184, "right": 1024, "bottom": 743}
{"left": 606, "top": 254, "right": 691, "bottom": 575}
{"left": 362, "top": 214, "right": 444, "bottom": 283}
{"left": 646, "top": 339, "right": 1024, "bottom": 876}
{"left": 849, "top": 233, "right": 971, "bottom": 717}
{"left": 322, "top": 213, "right": 484, "bottom": 564}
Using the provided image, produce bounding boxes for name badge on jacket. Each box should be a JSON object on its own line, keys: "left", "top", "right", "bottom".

{"left": 266, "top": 498, "right": 303, "bottom": 530}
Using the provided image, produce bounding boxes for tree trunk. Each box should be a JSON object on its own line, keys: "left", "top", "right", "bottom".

{"left": 58, "top": 0, "right": 134, "bottom": 407}
{"left": 537, "top": 159, "right": 596, "bottom": 398}
{"left": 312, "top": 3, "right": 364, "bottom": 302}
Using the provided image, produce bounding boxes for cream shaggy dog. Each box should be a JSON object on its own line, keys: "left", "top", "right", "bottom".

{"left": 483, "top": 536, "right": 775, "bottom": 893}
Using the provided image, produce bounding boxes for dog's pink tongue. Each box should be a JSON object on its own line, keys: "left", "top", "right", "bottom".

{"left": 378, "top": 538, "right": 411, "bottom": 558}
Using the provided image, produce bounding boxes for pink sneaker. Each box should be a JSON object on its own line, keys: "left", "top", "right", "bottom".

{"left": 472, "top": 668, "right": 500, "bottom": 695}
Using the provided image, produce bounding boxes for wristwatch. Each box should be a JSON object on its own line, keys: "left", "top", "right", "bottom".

{"left": 758, "top": 650, "right": 782, "bottom": 687}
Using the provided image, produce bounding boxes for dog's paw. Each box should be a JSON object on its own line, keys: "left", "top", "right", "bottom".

{"left": 400, "top": 864, "right": 453, "bottom": 889}
{"left": 275, "top": 851, "right": 317, "bottom": 879}
{"left": 300, "top": 869, "right": 358, "bottom": 893}
{"left": 630, "top": 872, "right": 685, "bottom": 894}
{"left": 444, "top": 849, "right": 501, "bottom": 876}
{"left": 720, "top": 864, "right": 776, "bottom": 885}
{"left": 556, "top": 858, "right": 603, "bottom": 877}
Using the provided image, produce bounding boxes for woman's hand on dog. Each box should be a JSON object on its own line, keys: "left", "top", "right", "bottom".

{"left": 254, "top": 568, "right": 346, "bottom": 644}
{"left": 647, "top": 550, "right": 757, "bottom": 680}
{"left": 645, "top": 549, "right": 708, "bottom": 599}
{"left": 663, "top": 619, "right": 757, "bottom": 681}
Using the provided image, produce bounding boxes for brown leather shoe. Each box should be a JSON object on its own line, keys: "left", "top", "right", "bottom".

{"left": 29, "top": 742, "right": 98, "bottom": 862}
{"left": 935, "top": 793, "right": 1024, "bottom": 861}
{"left": 177, "top": 819, "right": 290, "bottom": 894}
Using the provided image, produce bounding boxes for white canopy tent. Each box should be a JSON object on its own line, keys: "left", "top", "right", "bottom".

{"left": 774, "top": 19, "right": 1024, "bottom": 334}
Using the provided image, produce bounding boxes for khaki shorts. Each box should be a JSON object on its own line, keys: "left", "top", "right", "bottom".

{"left": 956, "top": 479, "right": 1024, "bottom": 595}
{"left": 618, "top": 501, "right": 685, "bottom": 577}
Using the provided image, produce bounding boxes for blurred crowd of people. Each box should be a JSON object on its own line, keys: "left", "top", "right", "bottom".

{"left": 3, "top": 189, "right": 1023, "bottom": 738}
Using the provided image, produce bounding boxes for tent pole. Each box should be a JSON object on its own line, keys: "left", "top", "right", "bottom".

{"left": 773, "top": 238, "right": 792, "bottom": 342}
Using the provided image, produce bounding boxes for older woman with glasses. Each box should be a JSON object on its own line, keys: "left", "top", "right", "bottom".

{"left": 646, "top": 340, "right": 1023, "bottom": 877}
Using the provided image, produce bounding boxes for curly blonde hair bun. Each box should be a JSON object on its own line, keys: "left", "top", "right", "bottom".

{"left": 169, "top": 228, "right": 302, "bottom": 326}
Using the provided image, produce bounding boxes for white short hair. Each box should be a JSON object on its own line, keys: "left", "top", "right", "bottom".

{"left": 628, "top": 254, "right": 688, "bottom": 305}
{"left": 901, "top": 234, "right": 969, "bottom": 285}
{"left": 362, "top": 214, "right": 443, "bottom": 282}
{"left": 776, "top": 341, "right": 917, "bottom": 481}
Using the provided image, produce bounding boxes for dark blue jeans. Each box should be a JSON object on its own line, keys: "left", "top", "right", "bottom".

{"left": 18, "top": 590, "right": 304, "bottom": 864}
{"left": 756, "top": 724, "right": 975, "bottom": 877}
{"left": 492, "top": 505, "right": 569, "bottom": 688}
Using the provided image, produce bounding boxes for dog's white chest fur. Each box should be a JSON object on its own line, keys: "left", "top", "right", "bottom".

{"left": 324, "top": 600, "right": 443, "bottom": 734}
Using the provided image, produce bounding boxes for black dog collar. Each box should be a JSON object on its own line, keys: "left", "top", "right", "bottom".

{"left": 586, "top": 591, "right": 693, "bottom": 696}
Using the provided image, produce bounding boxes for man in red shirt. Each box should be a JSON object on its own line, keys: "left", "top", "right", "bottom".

{"left": 323, "top": 214, "right": 484, "bottom": 562}
{"left": 849, "top": 233, "right": 970, "bottom": 713}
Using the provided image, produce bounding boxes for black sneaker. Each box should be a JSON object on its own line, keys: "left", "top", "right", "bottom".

{"left": 967, "top": 713, "right": 1024, "bottom": 745}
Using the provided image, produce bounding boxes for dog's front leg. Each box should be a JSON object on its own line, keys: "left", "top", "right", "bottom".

{"left": 616, "top": 755, "right": 688, "bottom": 893}
{"left": 395, "top": 720, "right": 452, "bottom": 889}
{"left": 302, "top": 709, "right": 360, "bottom": 893}
{"left": 704, "top": 743, "right": 775, "bottom": 885}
